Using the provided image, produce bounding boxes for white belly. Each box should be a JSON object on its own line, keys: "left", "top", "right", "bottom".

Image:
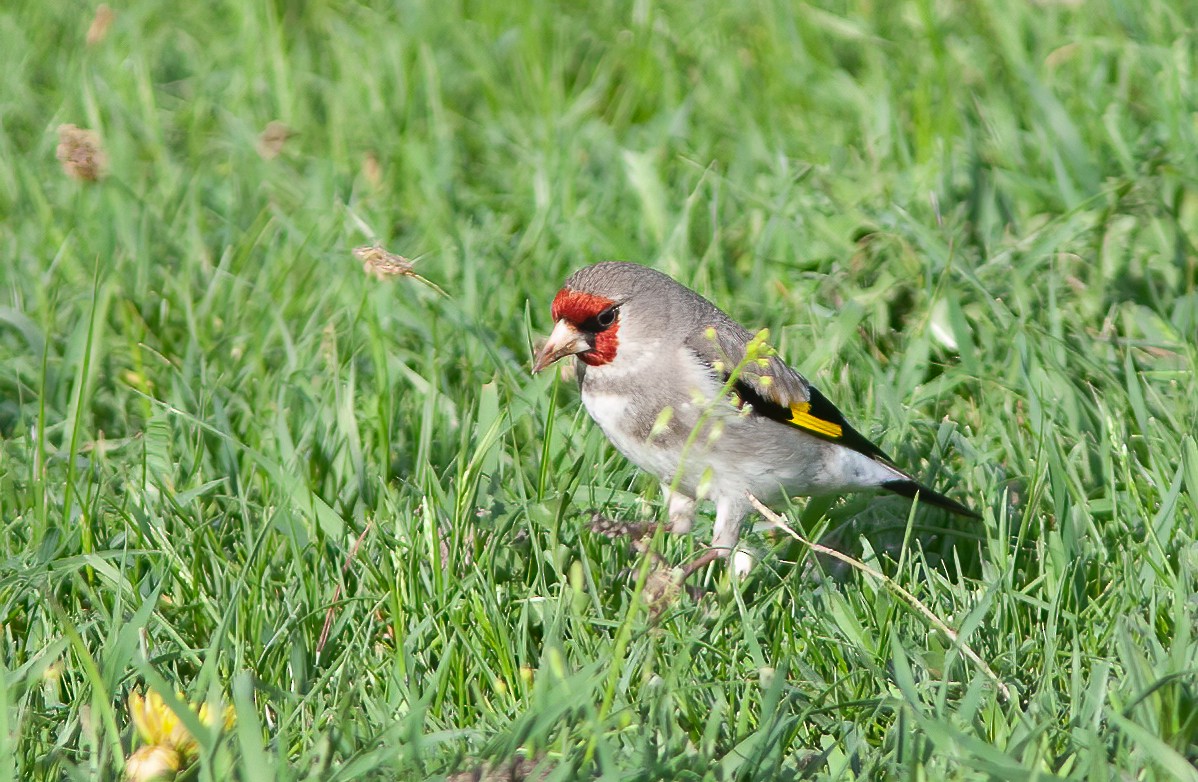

{"left": 581, "top": 388, "right": 691, "bottom": 485}
{"left": 581, "top": 383, "right": 901, "bottom": 503}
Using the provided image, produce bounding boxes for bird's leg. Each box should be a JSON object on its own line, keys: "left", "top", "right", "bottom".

{"left": 681, "top": 547, "right": 725, "bottom": 580}
{"left": 711, "top": 494, "right": 745, "bottom": 554}
{"left": 665, "top": 488, "right": 696, "bottom": 534}
{"left": 682, "top": 495, "right": 751, "bottom": 580}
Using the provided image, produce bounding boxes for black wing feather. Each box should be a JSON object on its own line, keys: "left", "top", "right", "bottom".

{"left": 732, "top": 378, "right": 893, "bottom": 463}
{"left": 688, "top": 322, "right": 978, "bottom": 519}
{"left": 881, "top": 479, "right": 981, "bottom": 519}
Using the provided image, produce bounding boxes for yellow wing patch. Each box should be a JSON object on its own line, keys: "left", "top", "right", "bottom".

{"left": 788, "top": 402, "right": 843, "bottom": 438}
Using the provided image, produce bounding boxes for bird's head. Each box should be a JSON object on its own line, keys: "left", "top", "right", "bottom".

{"left": 532, "top": 287, "right": 621, "bottom": 373}
{"left": 532, "top": 262, "right": 680, "bottom": 374}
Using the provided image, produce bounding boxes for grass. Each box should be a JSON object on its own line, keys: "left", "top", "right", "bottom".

{"left": 2, "top": 0, "right": 1197, "bottom": 779}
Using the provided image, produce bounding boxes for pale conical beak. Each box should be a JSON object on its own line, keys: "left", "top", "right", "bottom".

{"left": 532, "top": 319, "right": 591, "bottom": 373}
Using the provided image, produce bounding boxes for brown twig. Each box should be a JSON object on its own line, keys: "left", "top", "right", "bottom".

{"left": 747, "top": 494, "right": 1012, "bottom": 703}
{"left": 317, "top": 519, "right": 374, "bottom": 656}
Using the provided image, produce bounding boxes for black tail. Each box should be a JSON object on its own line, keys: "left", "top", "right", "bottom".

{"left": 882, "top": 480, "right": 980, "bottom": 519}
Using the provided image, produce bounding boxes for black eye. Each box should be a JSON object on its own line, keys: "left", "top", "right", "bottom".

{"left": 594, "top": 306, "right": 619, "bottom": 330}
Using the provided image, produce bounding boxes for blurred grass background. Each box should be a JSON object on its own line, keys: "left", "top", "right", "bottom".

{"left": 2, "top": 0, "right": 1197, "bottom": 779}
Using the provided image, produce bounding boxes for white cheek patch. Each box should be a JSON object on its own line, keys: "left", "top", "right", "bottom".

{"left": 583, "top": 326, "right": 661, "bottom": 380}
{"left": 581, "top": 391, "right": 629, "bottom": 426}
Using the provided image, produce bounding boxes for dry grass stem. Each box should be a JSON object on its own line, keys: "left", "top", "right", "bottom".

{"left": 317, "top": 519, "right": 374, "bottom": 656}
{"left": 86, "top": 4, "right": 115, "bottom": 45}
{"left": 747, "top": 494, "right": 1013, "bottom": 703}
{"left": 361, "top": 152, "right": 383, "bottom": 189}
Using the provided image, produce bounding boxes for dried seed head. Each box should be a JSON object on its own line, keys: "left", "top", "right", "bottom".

{"left": 644, "top": 565, "right": 684, "bottom": 619}
{"left": 56, "top": 124, "right": 108, "bottom": 182}
{"left": 257, "top": 121, "right": 293, "bottom": 160}
{"left": 353, "top": 244, "right": 416, "bottom": 280}
{"left": 352, "top": 245, "right": 448, "bottom": 297}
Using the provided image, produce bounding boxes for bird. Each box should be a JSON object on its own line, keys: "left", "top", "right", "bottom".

{"left": 531, "top": 261, "right": 978, "bottom": 578}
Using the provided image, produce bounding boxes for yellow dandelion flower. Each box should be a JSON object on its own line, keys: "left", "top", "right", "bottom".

{"left": 126, "top": 688, "right": 236, "bottom": 763}
{"left": 199, "top": 701, "right": 237, "bottom": 735}
{"left": 128, "top": 689, "right": 180, "bottom": 748}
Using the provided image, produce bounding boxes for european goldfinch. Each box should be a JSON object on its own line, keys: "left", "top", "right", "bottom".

{"left": 533, "top": 262, "right": 977, "bottom": 576}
